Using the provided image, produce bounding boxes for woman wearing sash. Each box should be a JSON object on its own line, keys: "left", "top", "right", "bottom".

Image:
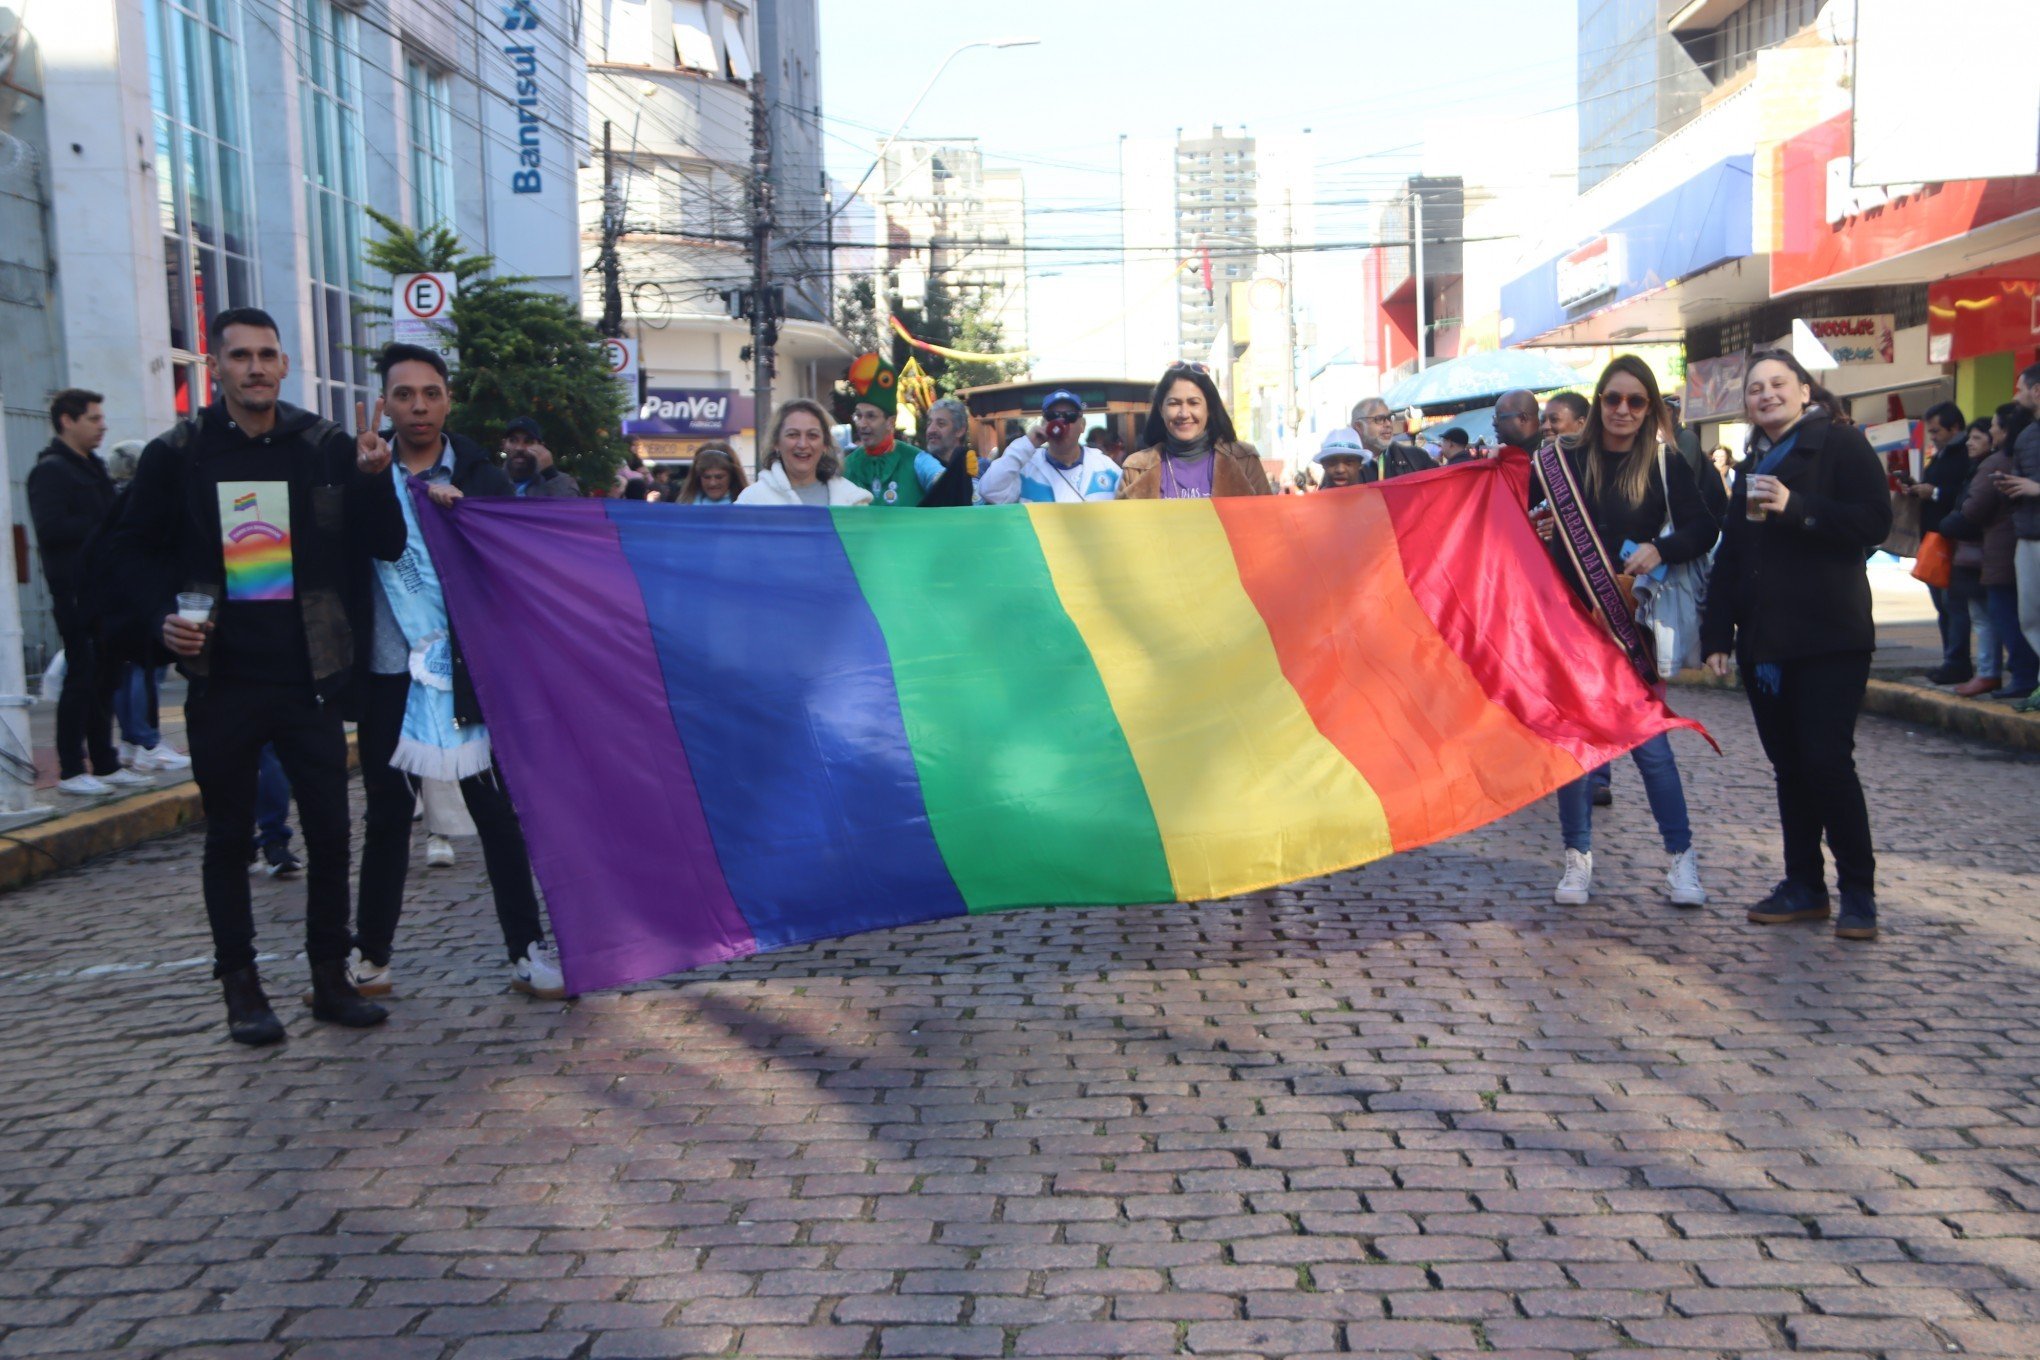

{"left": 1536, "top": 356, "right": 1717, "bottom": 909}
{"left": 1702, "top": 351, "right": 1892, "bottom": 941}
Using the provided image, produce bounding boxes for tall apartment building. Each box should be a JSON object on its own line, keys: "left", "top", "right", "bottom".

{"left": 1174, "top": 127, "right": 1257, "bottom": 361}
{"left": 873, "top": 138, "right": 1028, "bottom": 360}
{"left": 2, "top": 0, "right": 586, "bottom": 660}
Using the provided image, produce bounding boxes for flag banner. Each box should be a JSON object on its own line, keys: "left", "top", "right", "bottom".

{"left": 415, "top": 454, "right": 1705, "bottom": 995}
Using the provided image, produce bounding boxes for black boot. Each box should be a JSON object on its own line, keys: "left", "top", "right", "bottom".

{"left": 1835, "top": 888, "right": 1879, "bottom": 941}
{"left": 307, "top": 959, "right": 389, "bottom": 1028}
{"left": 220, "top": 966, "right": 285, "bottom": 1047}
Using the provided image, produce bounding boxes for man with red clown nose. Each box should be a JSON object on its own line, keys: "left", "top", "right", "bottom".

{"left": 842, "top": 352, "right": 944, "bottom": 507}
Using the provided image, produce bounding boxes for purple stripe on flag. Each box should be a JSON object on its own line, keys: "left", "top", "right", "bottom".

{"left": 412, "top": 488, "right": 754, "bottom": 991}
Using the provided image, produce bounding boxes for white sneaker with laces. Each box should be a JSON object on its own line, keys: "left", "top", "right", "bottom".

{"left": 1554, "top": 849, "right": 1594, "bottom": 905}
{"left": 512, "top": 941, "right": 566, "bottom": 1000}
{"left": 425, "top": 835, "right": 456, "bottom": 869}
{"left": 104, "top": 767, "right": 156, "bottom": 788}
{"left": 118, "top": 742, "right": 140, "bottom": 768}
{"left": 136, "top": 744, "right": 192, "bottom": 771}
{"left": 56, "top": 773, "right": 112, "bottom": 796}
{"left": 347, "top": 948, "right": 393, "bottom": 997}
{"left": 1667, "top": 848, "right": 1707, "bottom": 907}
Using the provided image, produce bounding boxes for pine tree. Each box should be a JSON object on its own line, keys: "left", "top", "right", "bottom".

{"left": 361, "top": 211, "right": 627, "bottom": 490}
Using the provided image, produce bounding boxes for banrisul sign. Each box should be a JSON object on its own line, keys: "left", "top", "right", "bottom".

{"left": 625, "top": 389, "right": 741, "bottom": 437}
{"left": 483, "top": 0, "right": 581, "bottom": 287}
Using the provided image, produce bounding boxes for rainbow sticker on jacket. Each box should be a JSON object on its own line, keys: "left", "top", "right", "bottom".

{"left": 216, "top": 481, "right": 294, "bottom": 601}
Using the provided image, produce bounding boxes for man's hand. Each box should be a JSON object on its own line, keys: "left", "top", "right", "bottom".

{"left": 1704, "top": 652, "right": 1732, "bottom": 679}
{"left": 355, "top": 399, "right": 392, "bottom": 475}
{"left": 1622, "top": 543, "right": 1664, "bottom": 575}
{"left": 426, "top": 482, "right": 464, "bottom": 509}
{"left": 1026, "top": 422, "right": 1047, "bottom": 448}
{"left": 530, "top": 441, "right": 556, "bottom": 472}
{"left": 1906, "top": 481, "right": 1937, "bottom": 501}
{"left": 1996, "top": 473, "right": 2040, "bottom": 499}
{"left": 163, "top": 614, "right": 209, "bottom": 658}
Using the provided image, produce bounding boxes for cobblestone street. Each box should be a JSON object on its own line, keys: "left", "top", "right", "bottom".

{"left": 2, "top": 686, "right": 2037, "bottom": 1359}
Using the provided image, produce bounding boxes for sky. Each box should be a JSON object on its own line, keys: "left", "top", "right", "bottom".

{"left": 816, "top": 0, "right": 1583, "bottom": 376}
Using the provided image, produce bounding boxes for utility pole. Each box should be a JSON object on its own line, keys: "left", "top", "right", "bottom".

{"left": 0, "top": 402, "right": 51, "bottom": 828}
{"left": 1412, "top": 188, "right": 1427, "bottom": 373}
{"left": 598, "top": 120, "right": 624, "bottom": 338}
{"left": 1283, "top": 188, "right": 1299, "bottom": 440}
{"left": 747, "top": 74, "right": 775, "bottom": 470}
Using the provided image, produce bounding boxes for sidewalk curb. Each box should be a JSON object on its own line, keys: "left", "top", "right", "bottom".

{"left": 1671, "top": 670, "right": 2040, "bottom": 755}
{"left": 0, "top": 737, "right": 359, "bottom": 896}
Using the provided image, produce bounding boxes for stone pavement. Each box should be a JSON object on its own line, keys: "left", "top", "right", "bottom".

{"left": 1, "top": 687, "right": 2038, "bottom": 1360}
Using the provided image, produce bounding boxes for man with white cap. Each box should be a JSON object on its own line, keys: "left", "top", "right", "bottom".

{"left": 1313, "top": 428, "right": 1370, "bottom": 490}
{"left": 980, "top": 389, "right": 1122, "bottom": 503}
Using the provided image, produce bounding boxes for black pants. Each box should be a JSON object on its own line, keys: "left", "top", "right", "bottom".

{"left": 354, "top": 672, "right": 545, "bottom": 965}
{"left": 53, "top": 602, "right": 121, "bottom": 779}
{"left": 1742, "top": 650, "right": 1876, "bottom": 896}
{"left": 185, "top": 678, "right": 352, "bottom": 977}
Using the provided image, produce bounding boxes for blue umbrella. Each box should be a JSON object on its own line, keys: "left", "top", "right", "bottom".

{"left": 1381, "top": 350, "right": 1590, "bottom": 412}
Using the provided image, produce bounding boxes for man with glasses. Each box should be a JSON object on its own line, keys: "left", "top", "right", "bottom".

{"left": 1351, "top": 397, "right": 1435, "bottom": 482}
{"left": 981, "top": 390, "right": 1123, "bottom": 503}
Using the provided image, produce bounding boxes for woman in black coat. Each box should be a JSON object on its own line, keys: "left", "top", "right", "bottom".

{"left": 1702, "top": 350, "right": 1893, "bottom": 941}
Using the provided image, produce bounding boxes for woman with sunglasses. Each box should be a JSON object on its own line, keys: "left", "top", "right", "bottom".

{"left": 1541, "top": 355, "right": 1716, "bottom": 912}
{"left": 1701, "top": 350, "right": 1892, "bottom": 941}
{"left": 1116, "top": 362, "right": 1273, "bottom": 499}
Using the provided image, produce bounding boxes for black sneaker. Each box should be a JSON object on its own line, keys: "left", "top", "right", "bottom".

{"left": 261, "top": 843, "right": 302, "bottom": 878}
{"left": 1925, "top": 664, "right": 1973, "bottom": 686}
{"left": 1746, "top": 879, "right": 1831, "bottom": 925}
{"left": 1835, "top": 888, "right": 1878, "bottom": 941}
{"left": 1591, "top": 784, "right": 1613, "bottom": 808}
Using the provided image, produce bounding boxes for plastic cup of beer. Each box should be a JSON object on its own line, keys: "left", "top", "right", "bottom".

{"left": 176, "top": 591, "right": 215, "bottom": 624}
{"left": 1745, "top": 476, "right": 1769, "bottom": 522}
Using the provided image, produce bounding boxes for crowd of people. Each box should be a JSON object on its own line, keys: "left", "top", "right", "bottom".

{"left": 30, "top": 307, "right": 1988, "bottom": 1043}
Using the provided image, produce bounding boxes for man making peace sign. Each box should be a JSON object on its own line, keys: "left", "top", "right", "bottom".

{"left": 113, "top": 307, "right": 406, "bottom": 1046}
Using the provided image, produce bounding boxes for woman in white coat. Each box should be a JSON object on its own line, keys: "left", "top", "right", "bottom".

{"left": 737, "top": 399, "right": 874, "bottom": 507}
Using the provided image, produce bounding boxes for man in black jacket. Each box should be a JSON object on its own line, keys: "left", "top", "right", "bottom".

{"left": 116, "top": 307, "right": 404, "bottom": 1044}
{"left": 1908, "top": 402, "right": 1973, "bottom": 683}
{"left": 29, "top": 389, "right": 156, "bottom": 796}
{"left": 1352, "top": 397, "right": 1436, "bottom": 482}
{"left": 348, "top": 344, "right": 563, "bottom": 1003}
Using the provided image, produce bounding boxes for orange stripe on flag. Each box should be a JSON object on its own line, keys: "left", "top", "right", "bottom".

{"left": 1215, "top": 489, "right": 1584, "bottom": 851}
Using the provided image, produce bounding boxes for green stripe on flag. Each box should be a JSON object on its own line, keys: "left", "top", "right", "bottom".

{"left": 833, "top": 506, "right": 1173, "bottom": 912}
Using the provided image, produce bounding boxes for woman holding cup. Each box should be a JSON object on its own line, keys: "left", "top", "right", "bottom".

{"left": 1701, "top": 350, "right": 1892, "bottom": 941}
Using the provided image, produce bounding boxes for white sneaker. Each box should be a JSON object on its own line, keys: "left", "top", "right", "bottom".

{"left": 135, "top": 744, "right": 191, "bottom": 771}
{"left": 425, "top": 835, "right": 456, "bottom": 869}
{"left": 1554, "top": 849, "right": 1594, "bottom": 905}
{"left": 512, "top": 940, "right": 566, "bottom": 1000}
{"left": 103, "top": 767, "right": 156, "bottom": 788}
{"left": 347, "top": 948, "right": 393, "bottom": 997}
{"left": 56, "top": 773, "right": 111, "bottom": 796}
{"left": 118, "top": 741, "right": 140, "bottom": 768}
{"left": 1667, "top": 848, "right": 1707, "bottom": 907}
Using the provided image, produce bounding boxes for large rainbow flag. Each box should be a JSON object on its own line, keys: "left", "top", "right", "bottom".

{"left": 417, "top": 454, "right": 1703, "bottom": 994}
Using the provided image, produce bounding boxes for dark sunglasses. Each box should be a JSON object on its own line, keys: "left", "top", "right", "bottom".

{"left": 1168, "top": 361, "right": 1211, "bottom": 376}
{"left": 1599, "top": 391, "right": 1651, "bottom": 413}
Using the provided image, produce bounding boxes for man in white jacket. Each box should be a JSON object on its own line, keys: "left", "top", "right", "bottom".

{"left": 979, "top": 390, "right": 1122, "bottom": 504}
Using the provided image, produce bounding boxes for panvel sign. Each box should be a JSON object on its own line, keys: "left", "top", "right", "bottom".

{"left": 483, "top": 0, "right": 581, "bottom": 284}
{"left": 625, "top": 389, "right": 744, "bottom": 438}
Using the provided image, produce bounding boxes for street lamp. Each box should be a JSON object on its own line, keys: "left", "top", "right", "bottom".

{"left": 838, "top": 37, "right": 1041, "bottom": 211}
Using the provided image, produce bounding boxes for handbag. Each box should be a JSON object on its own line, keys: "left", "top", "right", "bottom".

{"left": 1882, "top": 491, "right": 1923, "bottom": 558}
{"left": 1911, "top": 530, "right": 1953, "bottom": 589}
{"left": 1630, "top": 446, "right": 1706, "bottom": 679}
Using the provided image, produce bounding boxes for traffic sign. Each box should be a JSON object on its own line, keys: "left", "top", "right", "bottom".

{"left": 600, "top": 337, "right": 639, "bottom": 393}
{"left": 392, "top": 271, "right": 459, "bottom": 370}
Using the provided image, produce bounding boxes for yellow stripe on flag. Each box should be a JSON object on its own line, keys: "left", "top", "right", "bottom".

{"left": 1027, "top": 500, "right": 1394, "bottom": 901}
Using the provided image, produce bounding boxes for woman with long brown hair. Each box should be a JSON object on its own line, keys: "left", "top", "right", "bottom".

{"left": 1116, "top": 362, "right": 1272, "bottom": 499}
{"left": 675, "top": 444, "right": 749, "bottom": 504}
{"left": 1539, "top": 354, "right": 1717, "bottom": 912}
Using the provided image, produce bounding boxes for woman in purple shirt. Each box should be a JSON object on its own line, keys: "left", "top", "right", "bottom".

{"left": 1116, "top": 363, "right": 1273, "bottom": 500}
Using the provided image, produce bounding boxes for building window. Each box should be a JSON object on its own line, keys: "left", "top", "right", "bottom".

{"left": 407, "top": 59, "right": 455, "bottom": 230}
{"left": 299, "top": 0, "right": 372, "bottom": 421}
{"left": 143, "top": 0, "right": 259, "bottom": 415}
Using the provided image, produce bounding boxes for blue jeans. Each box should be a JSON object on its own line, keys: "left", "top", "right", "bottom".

{"left": 254, "top": 743, "right": 293, "bottom": 850}
{"left": 112, "top": 664, "right": 161, "bottom": 749}
{"left": 1558, "top": 732, "right": 1691, "bottom": 854}
{"left": 1987, "top": 583, "right": 2038, "bottom": 693}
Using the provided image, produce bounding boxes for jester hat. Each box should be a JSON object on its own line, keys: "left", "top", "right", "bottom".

{"left": 846, "top": 351, "right": 899, "bottom": 418}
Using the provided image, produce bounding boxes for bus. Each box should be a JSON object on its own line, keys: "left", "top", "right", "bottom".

{"left": 954, "top": 378, "right": 1155, "bottom": 461}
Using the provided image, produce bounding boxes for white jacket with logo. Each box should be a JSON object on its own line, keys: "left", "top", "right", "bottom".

{"left": 734, "top": 464, "right": 874, "bottom": 507}
{"left": 979, "top": 436, "right": 1123, "bottom": 504}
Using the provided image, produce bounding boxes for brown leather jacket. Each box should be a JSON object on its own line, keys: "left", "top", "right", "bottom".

{"left": 1116, "top": 442, "right": 1273, "bottom": 499}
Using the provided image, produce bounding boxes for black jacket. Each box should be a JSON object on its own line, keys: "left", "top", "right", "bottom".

{"left": 1541, "top": 439, "right": 1718, "bottom": 609}
{"left": 1700, "top": 412, "right": 1892, "bottom": 664}
{"left": 112, "top": 402, "right": 406, "bottom": 700}
{"left": 1917, "top": 437, "right": 1971, "bottom": 538}
{"left": 26, "top": 440, "right": 115, "bottom": 606}
{"left": 1360, "top": 439, "right": 1436, "bottom": 483}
